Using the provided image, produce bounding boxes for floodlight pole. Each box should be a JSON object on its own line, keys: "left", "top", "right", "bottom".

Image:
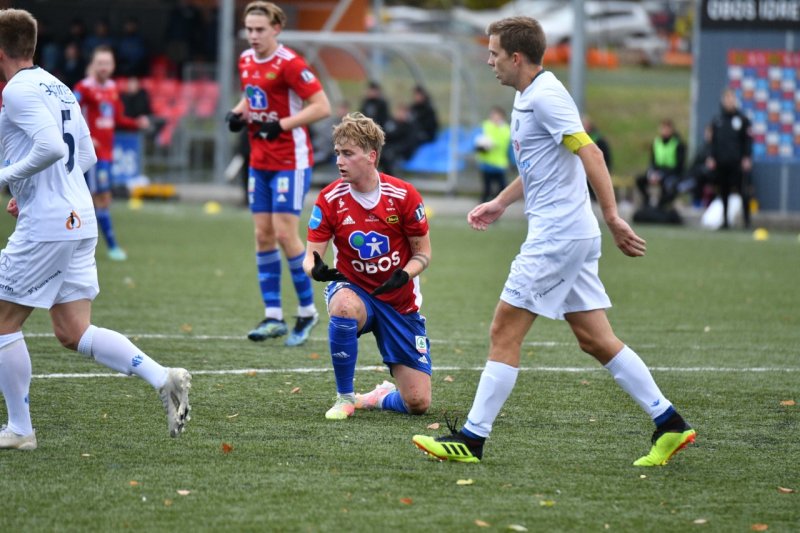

{"left": 569, "top": 0, "right": 586, "bottom": 114}
{"left": 214, "top": 0, "right": 235, "bottom": 184}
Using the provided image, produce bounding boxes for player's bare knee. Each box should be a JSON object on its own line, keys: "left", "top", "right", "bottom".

{"left": 328, "top": 290, "right": 363, "bottom": 320}
{"left": 405, "top": 394, "right": 430, "bottom": 415}
{"left": 54, "top": 328, "right": 81, "bottom": 351}
{"left": 328, "top": 300, "right": 356, "bottom": 319}
{"left": 576, "top": 336, "right": 599, "bottom": 355}
{"left": 274, "top": 230, "right": 298, "bottom": 251}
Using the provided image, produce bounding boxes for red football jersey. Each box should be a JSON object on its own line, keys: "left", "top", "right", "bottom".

{"left": 238, "top": 45, "right": 323, "bottom": 171}
{"left": 73, "top": 77, "right": 139, "bottom": 161}
{"left": 308, "top": 174, "right": 430, "bottom": 314}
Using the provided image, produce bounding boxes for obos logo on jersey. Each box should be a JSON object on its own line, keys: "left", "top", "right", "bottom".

{"left": 245, "top": 85, "right": 268, "bottom": 109}
{"left": 349, "top": 231, "right": 389, "bottom": 259}
{"left": 100, "top": 101, "right": 114, "bottom": 117}
{"left": 348, "top": 231, "right": 401, "bottom": 274}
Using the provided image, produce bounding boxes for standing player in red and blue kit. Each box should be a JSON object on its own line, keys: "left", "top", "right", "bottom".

{"left": 303, "top": 113, "right": 432, "bottom": 420}
{"left": 226, "top": 1, "right": 331, "bottom": 347}
{"left": 74, "top": 45, "right": 150, "bottom": 261}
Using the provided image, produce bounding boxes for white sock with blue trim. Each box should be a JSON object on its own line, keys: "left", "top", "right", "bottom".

{"left": 0, "top": 332, "right": 33, "bottom": 435}
{"left": 78, "top": 326, "right": 168, "bottom": 389}
{"left": 604, "top": 345, "right": 672, "bottom": 420}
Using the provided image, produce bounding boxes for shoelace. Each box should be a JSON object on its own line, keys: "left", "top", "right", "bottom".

{"left": 443, "top": 413, "right": 460, "bottom": 437}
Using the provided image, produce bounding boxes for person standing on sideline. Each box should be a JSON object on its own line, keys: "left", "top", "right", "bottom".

{"left": 73, "top": 45, "right": 150, "bottom": 261}
{"left": 475, "top": 105, "right": 511, "bottom": 202}
{"left": 0, "top": 9, "right": 190, "bottom": 451}
{"left": 303, "top": 113, "right": 432, "bottom": 420}
{"left": 225, "top": 1, "right": 331, "bottom": 346}
{"left": 707, "top": 88, "right": 753, "bottom": 229}
{"left": 411, "top": 16, "right": 695, "bottom": 466}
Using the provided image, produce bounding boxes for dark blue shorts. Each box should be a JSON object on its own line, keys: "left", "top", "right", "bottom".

{"left": 85, "top": 160, "right": 112, "bottom": 194}
{"left": 248, "top": 168, "right": 311, "bottom": 215}
{"left": 325, "top": 281, "right": 432, "bottom": 375}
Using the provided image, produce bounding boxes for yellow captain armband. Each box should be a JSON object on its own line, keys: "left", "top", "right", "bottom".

{"left": 562, "top": 132, "right": 594, "bottom": 154}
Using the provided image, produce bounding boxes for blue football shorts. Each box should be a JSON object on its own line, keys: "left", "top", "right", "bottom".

{"left": 248, "top": 168, "right": 311, "bottom": 215}
{"left": 325, "top": 281, "right": 432, "bottom": 375}
{"left": 85, "top": 159, "right": 112, "bottom": 195}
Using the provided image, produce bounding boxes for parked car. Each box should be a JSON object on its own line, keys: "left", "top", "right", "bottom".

{"left": 454, "top": 1, "right": 667, "bottom": 65}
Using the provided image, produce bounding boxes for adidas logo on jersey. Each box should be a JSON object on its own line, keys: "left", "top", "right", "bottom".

{"left": 417, "top": 355, "right": 429, "bottom": 365}
{"left": 343, "top": 215, "right": 356, "bottom": 225}
{"left": 332, "top": 351, "right": 350, "bottom": 359}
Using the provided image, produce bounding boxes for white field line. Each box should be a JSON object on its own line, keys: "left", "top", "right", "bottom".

{"left": 33, "top": 365, "right": 800, "bottom": 379}
{"left": 21, "top": 332, "right": 569, "bottom": 347}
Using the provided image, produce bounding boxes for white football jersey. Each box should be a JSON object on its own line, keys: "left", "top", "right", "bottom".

{"left": 0, "top": 67, "right": 96, "bottom": 242}
{"left": 511, "top": 71, "right": 600, "bottom": 241}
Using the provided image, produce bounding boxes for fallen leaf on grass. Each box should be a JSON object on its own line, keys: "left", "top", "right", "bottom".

{"left": 290, "top": 387, "right": 301, "bottom": 394}
{"left": 180, "top": 324, "right": 193, "bottom": 333}
{"left": 221, "top": 443, "right": 234, "bottom": 454}
{"left": 177, "top": 490, "right": 191, "bottom": 496}
{"left": 779, "top": 400, "right": 796, "bottom": 406}
{"left": 580, "top": 380, "right": 591, "bottom": 385}
{"left": 539, "top": 500, "right": 556, "bottom": 507}
{"left": 246, "top": 370, "right": 257, "bottom": 377}
{"left": 399, "top": 497, "right": 413, "bottom": 505}
{"left": 456, "top": 479, "right": 474, "bottom": 486}
{"left": 80, "top": 453, "right": 91, "bottom": 457}
{"left": 443, "top": 375, "right": 454, "bottom": 382}
{"left": 507, "top": 525, "right": 528, "bottom": 532}
{"left": 474, "top": 519, "right": 490, "bottom": 527}
{"left": 163, "top": 499, "right": 173, "bottom": 507}
{"left": 129, "top": 480, "right": 139, "bottom": 487}
{"left": 226, "top": 413, "right": 239, "bottom": 419}
{"left": 309, "top": 353, "right": 320, "bottom": 360}
{"left": 777, "top": 487, "right": 795, "bottom": 494}
{"left": 427, "top": 422, "right": 440, "bottom": 430}
{"left": 693, "top": 518, "right": 708, "bottom": 524}
{"left": 750, "top": 524, "right": 768, "bottom": 531}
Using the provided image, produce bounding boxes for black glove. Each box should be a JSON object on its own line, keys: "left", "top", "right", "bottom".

{"left": 253, "top": 120, "right": 283, "bottom": 141}
{"left": 371, "top": 269, "right": 409, "bottom": 297}
{"left": 311, "top": 251, "right": 347, "bottom": 282}
{"left": 225, "top": 111, "right": 246, "bottom": 133}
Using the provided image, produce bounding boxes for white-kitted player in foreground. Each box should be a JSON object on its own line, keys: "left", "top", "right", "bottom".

{"left": 0, "top": 8, "right": 191, "bottom": 451}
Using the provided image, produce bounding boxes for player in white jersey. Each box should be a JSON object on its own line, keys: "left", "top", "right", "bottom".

{"left": 412, "top": 16, "right": 695, "bottom": 466}
{"left": 0, "top": 9, "right": 190, "bottom": 451}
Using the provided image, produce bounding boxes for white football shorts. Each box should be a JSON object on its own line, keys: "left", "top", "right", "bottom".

{"left": 0, "top": 237, "right": 99, "bottom": 309}
{"left": 500, "top": 236, "right": 611, "bottom": 320}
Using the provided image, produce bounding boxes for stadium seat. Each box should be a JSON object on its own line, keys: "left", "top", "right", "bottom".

{"left": 193, "top": 80, "right": 219, "bottom": 118}
{"left": 402, "top": 127, "right": 482, "bottom": 173}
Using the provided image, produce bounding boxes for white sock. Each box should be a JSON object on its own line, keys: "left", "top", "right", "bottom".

{"left": 264, "top": 308, "right": 284, "bottom": 321}
{"left": 297, "top": 304, "right": 317, "bottom": 318}
{"left": 463, "top": 360, "right": 519, "bottom": 438}
{"left": 0, "top": 332, "right": 33, "bottom": 435}
{"left": 604, "top": 345, "right": 672, "bottom": 420}
{"left": 78, "top": 326, "right": 168, "bottom": 389}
